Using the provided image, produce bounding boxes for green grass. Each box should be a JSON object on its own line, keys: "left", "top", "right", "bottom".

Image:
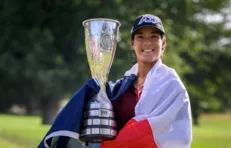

{"left": 0, "top": 114, "right": 49, "bottom": 148}
{"left": 191, "top": 114, "right": 231, "bottom": 148}
{"left": 0, "top": 114, "right": 231, "bottom": 148}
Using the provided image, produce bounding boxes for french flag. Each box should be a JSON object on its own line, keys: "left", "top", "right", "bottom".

{"left": 38, "top": 59, "right": 192, "bottom": 148}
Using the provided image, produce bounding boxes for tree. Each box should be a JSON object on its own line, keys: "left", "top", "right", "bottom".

{"left": 1, "top": 0, "right": 230, "bottom": 125}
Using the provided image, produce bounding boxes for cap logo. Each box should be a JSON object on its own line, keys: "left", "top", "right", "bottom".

{"left": 138, "top": 15, "right": 159, "bottom": 25}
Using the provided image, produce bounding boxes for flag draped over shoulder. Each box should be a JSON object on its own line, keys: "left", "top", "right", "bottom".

{"left": 101, "top": 59, "right": 192, "bottom": 148}
{"left": 38, "top": 59, "right": 192, "bottom": 148}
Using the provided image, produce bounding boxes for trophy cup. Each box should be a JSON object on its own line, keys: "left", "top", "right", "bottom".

{"left": 79, "top": 18, "right": 121, "bottom": 143}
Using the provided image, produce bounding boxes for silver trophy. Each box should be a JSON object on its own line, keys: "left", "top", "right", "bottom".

{"left": 79, "top": 18, "right": 121, "bottom": 143}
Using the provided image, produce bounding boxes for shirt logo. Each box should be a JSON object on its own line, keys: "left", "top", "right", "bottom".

{"left": 138, "top": 15, "right": 160, "bottom": 25}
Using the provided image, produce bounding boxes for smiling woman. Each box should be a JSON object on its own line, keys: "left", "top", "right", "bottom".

{"left": 130, "top": 15, "right": 166, "bottom": 89}
{"left": 38, "top": 14, "right": 192, "bottom": 148}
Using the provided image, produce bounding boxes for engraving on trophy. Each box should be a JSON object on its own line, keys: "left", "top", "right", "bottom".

{"left": 92, "top": 128, "right": 100, "bottom": 134}
{"left": 93, "top": 119, "right": 101, "bottom": 125}
{"left": 90, "top": 110, "right": 99, "bottom": 116}
{"left": 100, "top": 109, "right": 108, "bottom": 117}
{"left": 99, "top": 22, "right": 113, "bottom": 52}
{"left": 100, "top": 33, "right": 112, "bottom": 51}
{"left": 101, "top": 119, "right": 109, "bottom": 125}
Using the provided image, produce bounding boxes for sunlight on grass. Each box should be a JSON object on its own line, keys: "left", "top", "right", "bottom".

{"left": 0, "top": 137, "right": 27, "bottom": 148}
{"left": 0, "top": 114, "right": 49, "bottom": 147}
{"left": 191, "top": 114, "right": 231, "bottom": 148}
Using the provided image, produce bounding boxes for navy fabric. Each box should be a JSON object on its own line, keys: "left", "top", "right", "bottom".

{"left": 38, "top": 75, "right": 136, "bottom": 148}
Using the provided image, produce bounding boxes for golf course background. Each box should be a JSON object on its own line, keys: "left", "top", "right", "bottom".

{"left": 0, "top": 114, "right": 230, "bottom": 148}
{"left": 1, "top": 1, "right": 231, "bottom": 148}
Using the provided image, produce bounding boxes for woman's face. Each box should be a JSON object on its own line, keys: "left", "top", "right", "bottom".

{"left": 131, "top": 26, "right": 166, "bottom": 64}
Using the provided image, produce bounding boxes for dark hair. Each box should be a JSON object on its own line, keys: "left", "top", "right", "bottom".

{"left": 128, "top": 50, "right": 137, "bottom": 64}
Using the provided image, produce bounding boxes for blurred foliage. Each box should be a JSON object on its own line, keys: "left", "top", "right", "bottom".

{"left": 0, "top": 0, "right": 231, "bottom": 123}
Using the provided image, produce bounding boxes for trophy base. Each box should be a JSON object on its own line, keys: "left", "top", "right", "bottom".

{"left": 80, "top": 122, "right": 117, "bottom": 143}
{"left": 80, "top": 102, "right": 117, "bottom": 143}
{"left": 79, "top": 129, "right": 117, "bottom": 143}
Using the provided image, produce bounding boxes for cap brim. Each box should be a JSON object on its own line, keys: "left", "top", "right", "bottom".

{"left": 131, "top": 24, "right": 165, "bottom": 36}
